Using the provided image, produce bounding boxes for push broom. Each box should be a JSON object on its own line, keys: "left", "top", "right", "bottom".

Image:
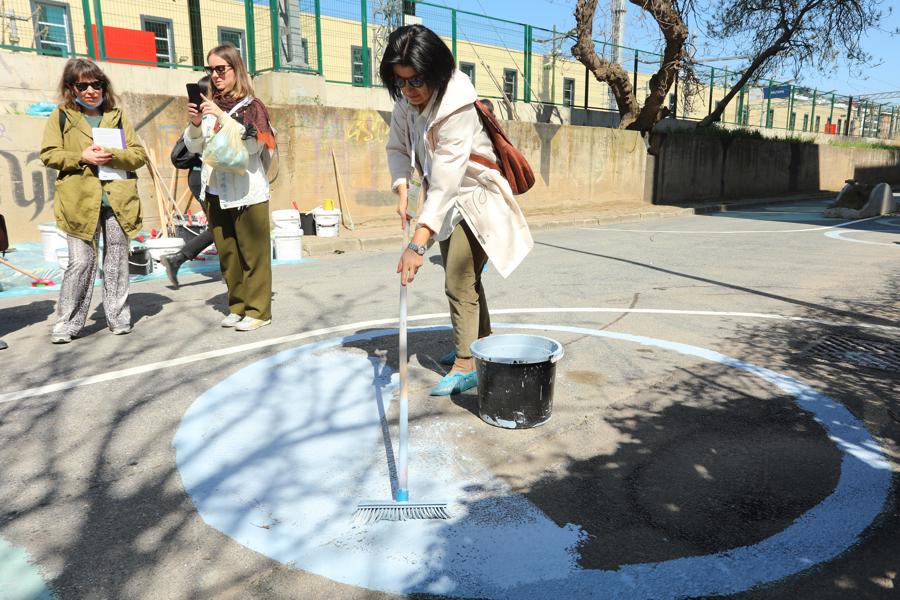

{"left": 0, "top": 257, "right": 55, "bottom": 287}
{"left": 354, "top": 222, "right": 449, "bottom": 524}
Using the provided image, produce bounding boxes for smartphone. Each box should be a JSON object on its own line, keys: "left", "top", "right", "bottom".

{"left": 186, "top": 83, "right": 203, "bottom": 108}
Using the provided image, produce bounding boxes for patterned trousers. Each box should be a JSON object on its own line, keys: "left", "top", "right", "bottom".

{"left": 53, "top": 207, "right": 131, "bottom": 336}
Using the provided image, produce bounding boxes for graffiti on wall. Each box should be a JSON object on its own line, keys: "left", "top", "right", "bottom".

{"left": 0, "top": 151, "right": 57, "bottom": 220}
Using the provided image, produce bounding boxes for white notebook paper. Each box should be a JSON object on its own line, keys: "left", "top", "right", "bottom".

{"left": 92, "top": 127, "right": 127, "bottom": 180}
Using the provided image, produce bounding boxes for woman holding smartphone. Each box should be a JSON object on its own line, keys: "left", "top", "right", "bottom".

{"left": 183, "top": 44, "right": 276, "bottom": 331}
{"left": 40, "top": 58, "right": 147, "bottom": 344}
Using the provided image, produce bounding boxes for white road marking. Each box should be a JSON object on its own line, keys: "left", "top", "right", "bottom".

{"left": 2, "top": 308, "right": 897, "bottom": 404}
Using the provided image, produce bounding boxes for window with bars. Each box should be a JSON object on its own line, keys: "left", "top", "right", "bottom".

{"left": 789, "top": 111, "right": 796, "bottom": 130}
{"left": 562, "top": 78, "right": 575, "bottom": 107}
{"left": 218, "top": 27, "right": 246, "bottom": 60}
{"left": 460, "top": 62, "right": 475, "bottom": 84}
{"left": 141, "top": 16, "right": 174, "bottom": 65}
{"left": 766, "top": 109, "right": 774, "bottom": 128}
{"left": 32, "top": 1, "right": 72, "bottom": 56}
{"left": 814, "top": 115, "right": 821, "bottom": 132}
{"left": 503, "top": 69, "right": 517, "bottom": 103}
{"left": 351, "top": 45, "right": 371, "bottom": 87}
{"left": 802, "top": 113, "right": 809, "bottom": 131}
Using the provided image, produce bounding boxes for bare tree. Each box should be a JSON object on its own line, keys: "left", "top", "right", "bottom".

{"left": 697, "top": 0, "right": 886, "bottom": 127}
{"left": 572, "top": 0, "right": 690, "bottom": 130}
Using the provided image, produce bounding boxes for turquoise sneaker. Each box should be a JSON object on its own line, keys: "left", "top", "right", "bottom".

{"left": 430, "top": 370, "right": 478, "bottom": 396}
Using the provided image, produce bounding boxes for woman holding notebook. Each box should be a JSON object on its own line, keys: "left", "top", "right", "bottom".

{"left": 40, "top": 58, "right": 147, "bottom": 344}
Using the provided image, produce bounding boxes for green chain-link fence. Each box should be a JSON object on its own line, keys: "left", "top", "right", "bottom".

{"left": 1, "top": 0, "right": 895, "bottom": 138}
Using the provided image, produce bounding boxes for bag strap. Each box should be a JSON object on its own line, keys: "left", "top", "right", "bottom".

{"left": 469, "top": 153, "right": 500, "bottom": 172}
{"left": 58, "top": 109, "right": 67, "bottom": 134}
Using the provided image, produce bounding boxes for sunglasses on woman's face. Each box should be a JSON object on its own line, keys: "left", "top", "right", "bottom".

{"left": 394, "top": 76, "right": 425, "bottom": 89}
{"left": 73, "top": 80, "right": 105, "bottom": 91}
{"left": 204, "top": 65, "right": 232, "bottom": 76}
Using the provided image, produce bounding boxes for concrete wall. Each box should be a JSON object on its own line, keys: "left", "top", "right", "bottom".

{"left": 0, "top": 85, "right": 648, "bottom": 243}
{"left": 652, "top": 133, "right": 900, "bottom": 204}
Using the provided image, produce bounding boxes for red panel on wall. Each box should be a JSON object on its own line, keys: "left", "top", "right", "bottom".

{"left": 91, "top": 25, "right": 157, "bottom": 66}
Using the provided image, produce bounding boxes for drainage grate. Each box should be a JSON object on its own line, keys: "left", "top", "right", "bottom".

{"left": 804, "top": 335, "right": 900, "bottom": 373}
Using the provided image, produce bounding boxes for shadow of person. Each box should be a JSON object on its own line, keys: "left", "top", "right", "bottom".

{"left": 82, "top": 292, "right": 172, "bottom": 336}
{"left": 0, "top": 300, "right": 55, "bottom": 337}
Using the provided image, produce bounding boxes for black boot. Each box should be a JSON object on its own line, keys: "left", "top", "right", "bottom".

{"left": 160, "top": 252, "right": 186, "bottom": 289}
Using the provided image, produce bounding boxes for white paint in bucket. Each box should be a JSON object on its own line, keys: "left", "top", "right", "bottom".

{"left": 470, "top": 334, "right": 565, "bottom": 364}
{"left": 313, "top": 208, "right": 341, "bottom": 237}
{"left": 39, "top": 222, "right": 67, "bottom": 263}
{"left": 145, "top": 237, "right": 185, "bottom": 262}
{"left": 273, "top": 226, "right": 303, "bottom": 260}
{"left": 271, "top": 209, "right": 301, "bottom": 230}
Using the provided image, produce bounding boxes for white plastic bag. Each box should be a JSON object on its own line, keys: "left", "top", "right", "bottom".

{"left": 202, "top": 117, "right": 248, "bottom": 174}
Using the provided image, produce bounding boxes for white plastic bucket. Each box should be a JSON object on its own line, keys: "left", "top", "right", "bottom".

{"left": 39, "top": 222, "right": 67, "bottom": 263}
{"left": 145, "top": 237, "right": 185, "bottom": 262}
{"left": 313, "top": 208, "right": 341, "bottom": 238}
{"left": 56, "top": 247, "right": 69, "bottom": 270}
{"left": 272, "top": 209, "right": 301, "bottom": 230}
{"left": 272, "top": 226, "right": 303, "bottom": 260}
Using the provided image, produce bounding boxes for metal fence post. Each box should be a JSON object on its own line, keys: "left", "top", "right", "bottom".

{"left": 523, "top": 25, "right": 532, "bottom": 104}
{"left": 707, "top": 67, "right": 714, "bottom": 115}
{"left": 314, "top": 0, "right": 323, "bottom": 75}
{"left": 861, "top": 100, "right": 869, "bottom": 137}
{"left": 361, "top": 0, "right": 370, "bottom": 86}
{"left": 270, "top": 0, "right": 281, "bottom": 71}
{"left": 451, "top": 9, "right": 457, "bottom": 60}
{"left": 765, "top": 80, "right": 773, "bottom": 128}
{"left": 244, "top": 0, "right": 257, "bottom": 75}
{"left": 92, "top": 0, "right": 106, "bottom": 60}
{"left": 845, "top": 96, "right": 853, "bottom": 135}
{"left": 80, "top": 0, "right": 95, "bottom": 59}
{"left": 786, "top": 85, "right": 794, "bottom": 130}
{"left": 828, "top": 93, "right": 835, "bottom": 125}
{"left": 633, "top": 50, "right": 638, "bottom": 92}
{"left": 809, "top": 89, "right": 817, "bottom": 132}
{"left": 890, "top": 106, "right": 896, "bottom": 139}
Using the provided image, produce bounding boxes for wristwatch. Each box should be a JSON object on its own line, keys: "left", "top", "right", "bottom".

{"left": 407, "top": 242, "right": 426, "bottom": 256}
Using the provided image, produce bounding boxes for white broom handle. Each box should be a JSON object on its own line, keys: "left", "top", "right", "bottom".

{"left": 397, "top": 222, "right": 410, "bottom": 502}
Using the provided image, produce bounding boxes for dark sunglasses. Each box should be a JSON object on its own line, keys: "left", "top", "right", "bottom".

{"left": 204, "top": 65, "right": 232, "bottom": 76}
{"left": 394, "top": 76, "right": 425, "bottom": 89}
{"left": 73, "top": 80, "right": 105, "bottom": 91}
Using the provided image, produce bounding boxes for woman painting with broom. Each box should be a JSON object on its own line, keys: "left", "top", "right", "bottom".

{"left": 40, "top": 58, "right": 147, "bottom": 344}
{"left": 183, "top": 44, "right": 275, "bottom": 331}
{"left": 382, "top": 25, "right": 533, "bottom": 396}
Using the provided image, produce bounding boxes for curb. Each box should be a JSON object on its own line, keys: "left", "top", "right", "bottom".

{"left": 301, "top": 194, "right": 836, "bottom": 258}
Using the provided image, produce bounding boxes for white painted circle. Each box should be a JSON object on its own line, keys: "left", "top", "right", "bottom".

{"left": 173, "top": 320, "right": 891, "bottom": 599}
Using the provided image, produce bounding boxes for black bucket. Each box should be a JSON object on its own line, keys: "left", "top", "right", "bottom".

{"left": 128, "top": 246, "right": 153, "bottom": 276}
{"left": 470, "top": 334, "right": 564, "bottom": 429}
{"left": 300, "top": 212, "right": 316, "bottom": 236}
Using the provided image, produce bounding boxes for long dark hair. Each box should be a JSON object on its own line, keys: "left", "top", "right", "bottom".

{"left": 379, "top": 25, "right": 456, "bottom": 104}
{"left": 57, "top": 58, "right": 119, "bottom": 111}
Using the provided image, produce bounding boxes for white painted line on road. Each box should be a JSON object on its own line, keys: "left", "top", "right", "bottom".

{"left": 2, "top": 308, "right": 897, "bottom": 404}
{"left": 823, "top": 228, "right": 900, "bottom": 247}
{"left": 582, "top": 214, "right": 881, "bottom": 234}
{"left": 173, "top": 321, "right": 891, "bottom": 599}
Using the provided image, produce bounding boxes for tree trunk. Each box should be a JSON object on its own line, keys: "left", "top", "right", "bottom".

{"left": 627, "top": 0, "right": 688, "bottom": 131}
{"left": 572, "top": 0, "right": 688, "bottom": 131}
{"left": 572, "top": 0, "right": 640, "bottom": 128}
{"left": 697, "top": 34, "right": 790, "bottom": 127}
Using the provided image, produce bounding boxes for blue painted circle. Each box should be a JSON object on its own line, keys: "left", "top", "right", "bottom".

{"left": 173, "top": 321, "right": 891, "bottom": 599}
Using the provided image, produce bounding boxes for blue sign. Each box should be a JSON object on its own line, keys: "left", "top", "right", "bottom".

{"left": 763, "top": 85, "right": 791, "bottom": 99}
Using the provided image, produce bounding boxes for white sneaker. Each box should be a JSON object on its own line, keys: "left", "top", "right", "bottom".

{"left": 221, "top": 313, "right": 243, "bottom": 328}
{"left": 235, "top": 317, "right": 272, "bottom": 331}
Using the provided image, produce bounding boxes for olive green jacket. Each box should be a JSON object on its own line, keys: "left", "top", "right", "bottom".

{"left": 40, "top": 106, "right": 147, "bottom": 241}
